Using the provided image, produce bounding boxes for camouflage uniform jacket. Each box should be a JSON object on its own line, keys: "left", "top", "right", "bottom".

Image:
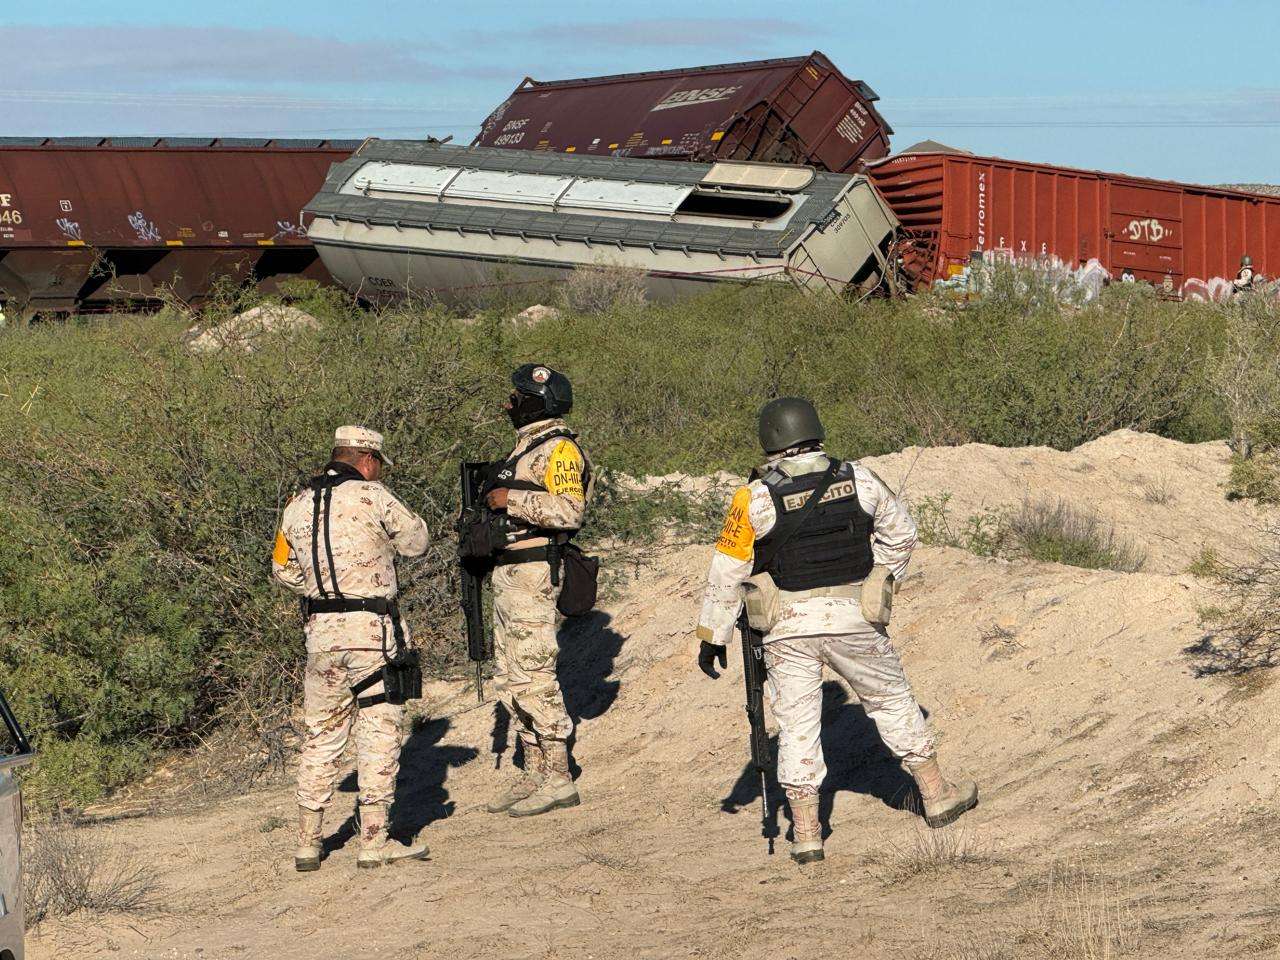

{"left": 498, "top": 418, "right": 593, "bottom": 549}
{"left": 696, "top": 449, "right": 917, "bottom": 647}
{"left": 271, "top": 470, "right": 430, "bottom": 651}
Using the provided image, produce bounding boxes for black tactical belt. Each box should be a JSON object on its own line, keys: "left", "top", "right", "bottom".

{"left": 494, "top": 543, "right": 566, "bottom": 587}
{"left": 304, "top": 596, "right": 397, "bottom": 617}
{"left": 492, "top": 546, "right": 552, "bottom": 566}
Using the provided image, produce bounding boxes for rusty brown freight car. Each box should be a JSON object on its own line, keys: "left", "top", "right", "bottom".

{"left": 474, "top": 52, "right": 892, "bottom": 174}
{"left": 868, "top": 147, "right": 1280, "bottom": 300}
{"left": 0, "top": 137, "right": 359, "bottom": 317}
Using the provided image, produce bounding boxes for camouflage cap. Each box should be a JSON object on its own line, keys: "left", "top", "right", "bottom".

{"left": 333, "top": 425, "right": 393, "bottom": 466}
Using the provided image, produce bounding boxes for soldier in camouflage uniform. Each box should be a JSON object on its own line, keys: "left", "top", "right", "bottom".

{"left": 483, "top": 364, "right": 594, "bottom": 818}
{"left": 696, "top": 398, "right": 977, "bottom": 864}
{"left": 272, "top": 426, "right": 431, "bottom": 871}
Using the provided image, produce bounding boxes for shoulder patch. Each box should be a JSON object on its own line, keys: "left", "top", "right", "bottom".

{"left": 715, "top": 486, "right": 755, "bottom": 562}
{"left": 543, "top": 440, "right": 585, "bottom": 500}
{"left": 272, "top": 530, "right": 291, "bottom": 566}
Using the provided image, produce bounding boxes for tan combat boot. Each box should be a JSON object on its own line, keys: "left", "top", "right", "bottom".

{"left": 294, "top": 806, "right": 324, "bottom": 872}
{"left": 508, "top": 740, "right": 580, "bottom": 818}
{"left": 907, "top": 756, "right": 978, "bottom": 828}
{"left": 355, "top": 801, "right": 429, "bottom": 869}
{"left": 788, "top": 794, "right": 824, "bottom": 864}
{"left": 486, "top": 738, "right": 546, "bottom": 814}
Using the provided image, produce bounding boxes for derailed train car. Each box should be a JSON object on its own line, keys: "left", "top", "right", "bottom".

{"left": 475, "top": 52, "right": 893, "bottom": 174}
{"left": 0, "top": 138, "right": 358, "bottom": 317}
{"left": 304, "top": 140, "right": 900, "bottom": 303}
{"left": 868, "top": 147, "right": 1280, "bottom": 299}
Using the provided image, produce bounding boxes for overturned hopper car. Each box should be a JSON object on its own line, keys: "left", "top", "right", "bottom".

{"left": 304, "top": 140, "right": 900, "bottom": 303}
{"left": 0, "top": 138, "right": 359, "bottom": 317}
{"left": 475, "top": 52, "right": 892, "bottom": 174}
{"left": 868, "top": 147, "right": 1280, "bottom": 300}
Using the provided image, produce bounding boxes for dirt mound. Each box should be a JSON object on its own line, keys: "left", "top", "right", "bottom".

{"left": 28, "top": 433, "right": 1280, "bottom": 960}
{"left": 866, "top": 429, "right": 1264, "bottom": 574}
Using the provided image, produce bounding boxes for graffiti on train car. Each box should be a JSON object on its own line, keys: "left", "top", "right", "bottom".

{"left": 127, "top": 211, "right": 163, "bottom": 243}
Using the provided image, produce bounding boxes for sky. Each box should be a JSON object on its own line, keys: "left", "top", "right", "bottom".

{"left": 3, "top": 0, "right": 1278, "bottom": 184}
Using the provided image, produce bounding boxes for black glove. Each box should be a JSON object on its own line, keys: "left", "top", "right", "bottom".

{"left": 698, "top": 640, "right": 727, "bottom": 679}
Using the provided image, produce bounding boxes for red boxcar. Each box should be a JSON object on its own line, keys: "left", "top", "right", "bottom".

{"left": 474, "top": 52, "right": 892, "bottom": 174}
{"left": 868, "top": 148, "right": 1280, "bottom": 299}
{"left": 0, "top": 137, "right": 359, "bottom": 315}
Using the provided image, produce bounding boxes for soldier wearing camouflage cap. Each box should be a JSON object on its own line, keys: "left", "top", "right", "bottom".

{"left": 272, "top": 425, "right": 430, "bottom": 870}
{"left": 483, "top": 364, "right": 595, "bottom": 818}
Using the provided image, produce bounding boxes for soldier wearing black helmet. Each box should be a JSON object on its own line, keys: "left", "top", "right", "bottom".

{"left": 482, "top": 364, "right": 594, "bottom": 818}
{"left": 695, "top": 398, "right": 977, "bottom": 863}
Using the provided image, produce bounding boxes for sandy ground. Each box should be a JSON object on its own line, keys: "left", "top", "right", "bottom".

{"left": 26, "top": 432, "right": 1280, "bottom": 960}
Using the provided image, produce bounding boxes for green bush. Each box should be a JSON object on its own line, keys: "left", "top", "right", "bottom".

{"left": 912, "top": 494, "right": 1011, "bottom": 558}
{"left": 0, "top": 276, "right": 1244, "bottom": 807}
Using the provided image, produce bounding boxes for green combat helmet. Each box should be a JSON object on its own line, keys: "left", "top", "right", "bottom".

{"left": 758, "top": 397, "right": 825, "bottom": 455}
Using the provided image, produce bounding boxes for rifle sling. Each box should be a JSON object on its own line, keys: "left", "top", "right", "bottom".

{"left": 751, "top": 456, "right": 842, "bottom": 575}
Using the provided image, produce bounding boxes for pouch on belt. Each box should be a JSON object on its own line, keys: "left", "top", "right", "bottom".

{"left": 742, "top": 572, "right": 782, "bottom": 633}
{"left": 861, "top": 565, "right": 895, "bottom": 626}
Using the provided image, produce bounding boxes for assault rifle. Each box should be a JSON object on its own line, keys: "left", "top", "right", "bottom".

{"left": 458, "top": 461, "right": 494, "bottom": 702}
{"left": 737, "top": 608, "right": 773, "bottom": 853}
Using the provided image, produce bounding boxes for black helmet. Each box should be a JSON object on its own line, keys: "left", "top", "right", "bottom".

{"left": 758, "top": 397, "right": 825, "bottom": 454}
{"left": 511, "top": 363, "right": 573, "bottom": 417}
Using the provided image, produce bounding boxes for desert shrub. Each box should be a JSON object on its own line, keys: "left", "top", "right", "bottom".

{"left": 558, "top": 260, "right": 647, "bottom": 315}
{"left": 912, "top": 494, "right": 1144, "bottom": 573}
{"left": 1228, "top": 451, "right": 1280, "bottom": 503}
{"left": 1215, "top": 295, "right": 1280, "bottom": 456}
{"left": 912, "top": 494, "right": 1012, "bottom": 557}
{"left": 1214, "top": 296, "right": 1280, "bottom": 502}
{"left": 24, "top": 820, "right": 158, "bottom": 928}
{"left": 0, "top": 298, "right": 505, "bottom": 807}
{"left": 1008, "top": 499, "right": 1146, "bottom": 573}
{"left": 1189, "top": 523, "right": 1280, "bottom": 675}
{"left": 523, "top": 276, "right": 1227, "bottom": 475}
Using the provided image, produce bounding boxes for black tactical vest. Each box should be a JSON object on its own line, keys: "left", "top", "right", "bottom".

{"left": 484, "top": 426, "right": 591, "bottom": 541}
{"left": 752, "top": 458, "right": 875, "bottom": 591}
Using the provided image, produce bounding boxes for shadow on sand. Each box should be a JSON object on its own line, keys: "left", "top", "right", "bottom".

{"left": 488, "top": 609, "right": 629, "bottom": 781}
{"left": 720, "top": 681, "right": 925, "bottom": 847}
{"left": 326, "top": 716, "right": 479, "bottom": 851}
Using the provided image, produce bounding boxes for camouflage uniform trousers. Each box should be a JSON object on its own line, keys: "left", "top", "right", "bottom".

{"left": 492, "top": 561, "right": 573, "bottom": 748}
{"left": 296, "top": 613, "right": 405, "bottom": 813}
{"left": 763, "top": 624, "right": 935, "bottom": 798}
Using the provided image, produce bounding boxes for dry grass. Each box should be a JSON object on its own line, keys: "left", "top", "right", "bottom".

{"left": 558, "top": 259, "right": 647, "bottom": 315}
{"left": 929, "top": 937, "right": 1015, "bottom": 960}
{"left": 573, "top": 838, "right": 639, "bottom": 872}
{"left": 1140, "top": 474, "right": 1173, "bottom": 505}
{"left": 24, "top": 820, "right": 158, "bottom": 929}
{"left": 981, "top": 623, "right": 1025, "bottom": 660}
{"left": 870, "top": 815, "right": 987, "bottom": 882}
{"left": 930, "top": 863, "right": 1139, "bottom": 960}
{"left": 1022, "top": 862, "right": 1139, "bottom": 959}
{"left": 1009, "top": 498, "right": 1146, "bottom": 573}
